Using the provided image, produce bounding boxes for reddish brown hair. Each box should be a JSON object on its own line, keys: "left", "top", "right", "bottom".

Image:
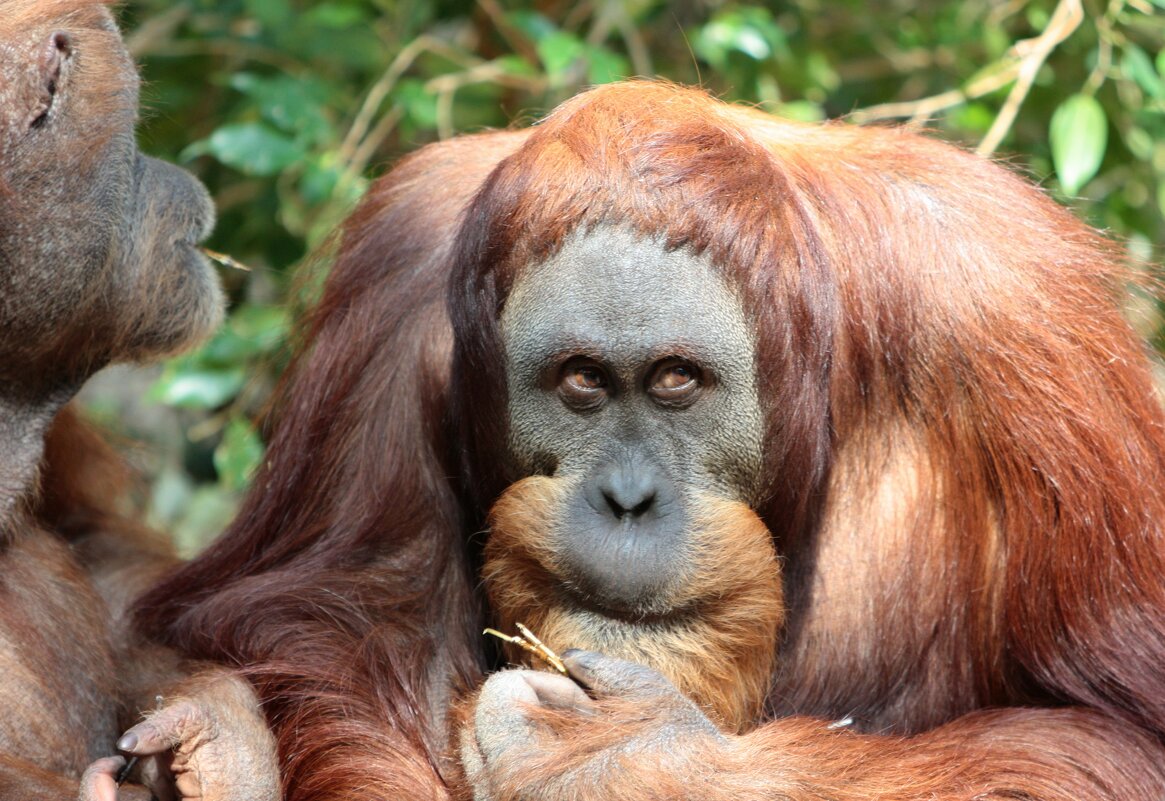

{"left": 138, "top": 82, "right": 1165, "bottom": 798}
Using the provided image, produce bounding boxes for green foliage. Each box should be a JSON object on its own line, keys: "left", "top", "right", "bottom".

{"left": 1051, "top": 94, "right": 1108, "bottom": 195}
{"left": 105, "top": 0, "right": 1165, "bottom": 549}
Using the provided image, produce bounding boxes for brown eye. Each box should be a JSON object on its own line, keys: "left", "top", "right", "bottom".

{"left": 648, "top": 359, "right": 702, "bottom": 405}
{"left": 559, "top": 360, "right": 609, "bottom": 408}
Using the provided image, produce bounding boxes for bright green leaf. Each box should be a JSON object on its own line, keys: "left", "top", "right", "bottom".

{"left": 148, "top": 366, "right": 246, "bottom": 409}
{"left": 693, "top": 8, "right": 786, "bottom": 70}
{"left": 586, "top": 46, "right": 630, "bottom": 85}
{"left": 806, "top": 51, "right": 840, "bottom": 93}
{"left": 537, "top": 31, "right": 586, "bottom": 82}
{"left": 1123, "top": 44, "right": 1165, "bottom": 100}
{"left": 204, "top": 123, "right": 306, "bottom": 176}
{"left": 394, "top": 79, "right": 439, "bottom": 130}
{"left": 951, "top": 102, "right": 996, "bottom": 135}
{"left": 1049, "top": 94, "right": 1107, "bottom": 195}
{"left": 214, "top": 419, "right": 265, "bottom": 492}
{"left": 196, "top": 304, "right": 289, "bottom": 365}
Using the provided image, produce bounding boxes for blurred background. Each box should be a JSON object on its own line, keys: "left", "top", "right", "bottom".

{"left": 86, "top": 0, "right": 1165, "bottom": 553}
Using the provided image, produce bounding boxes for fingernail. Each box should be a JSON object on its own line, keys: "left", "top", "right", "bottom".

{"left": 116, "top": 732, "right": 138, "bottom": 752}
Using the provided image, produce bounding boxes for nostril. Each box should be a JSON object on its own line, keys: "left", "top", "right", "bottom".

{"left": 604, "top": 492, "right": 626, "bottom": 518}
{"left": 630, "top": 494, "right": 655, "bottom": 517}
{"left": 603, "top": 489, "right": 655, "bottom": 519}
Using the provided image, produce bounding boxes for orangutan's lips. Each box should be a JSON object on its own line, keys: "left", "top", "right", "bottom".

{"left": 562, "top": 584, "right": 696, "bottom": 628}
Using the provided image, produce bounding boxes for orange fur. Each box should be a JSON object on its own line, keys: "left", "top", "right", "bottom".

{"left": 483, "top": 477, "right": 782, "bottom": 732}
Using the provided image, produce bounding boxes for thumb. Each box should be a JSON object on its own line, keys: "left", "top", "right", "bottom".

{"left": 561, "top": 649, "right": 680, "bottom": 700}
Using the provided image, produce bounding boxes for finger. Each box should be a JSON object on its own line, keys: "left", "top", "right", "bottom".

{"left": 520, "top": 669, "right": 596, "bottom": 712}
{"left": 562, "top": 649, "right": 679, "bottom": 699}
{"left": 78, "top": 757, "right": 123, "bottom": 801}
{"left": 117, "top": 700, "right": 206, "bottom": 755}
{"left": 472, "top": 670, "right": 548, "bottom": 764}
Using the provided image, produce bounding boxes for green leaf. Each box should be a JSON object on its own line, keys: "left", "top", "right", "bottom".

{"left": 1122, "top": 44, "right": 1165, "bottom": 100}
{"left": 1126, "top": 126, "right": 1154, "bottom": 161}
{"left": 300, "top": 158, "right": 343, "bottom": 205}
{"left": 302, "top": 3, "right": 369, "bottom": 28}
{"left": 214, "top": 419, "right": 265, "bottom": 492}
{"left": 693, "top": 8, "right": 786, "bottom": 70}
{"left": 537, "top": 31, "right": 585, "bottom": 82}
{"left": 492, "top": 55, "right": 539, "bottom": 79}
{"left": 1049, "top": 94, "right": 1107, "bottom": 195}
{"left": 148, "top": 365, "right": 246, "bottom": 409}
{"left": 244, "top": 0, "right": 291, "bottom": 29}
{"left": 393, "top": 79, "right": 439, "bottom": 130}
{"left": 197, "top": 304, "right": 289, "bottom": 364}
{"left": 951, "top": 102, "right": 996, "bottom": 135}
{"left": 585, "top": 46, "right": 630, "bottom": 85}
{"left": 229, "top": 73, "right": 333, "bottom": 144}
{"left": 204, "top": 123, "right": 306, "bottom": 176}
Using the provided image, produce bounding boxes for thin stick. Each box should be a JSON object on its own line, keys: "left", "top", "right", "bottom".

{"left": 201, "top": 247, "right": 252, "bottom": 272}
{"left": 484, "top": 625, "right": 567, "bottom": 673}
{"left": 977, "top": 0, "right": 1083, "bottom": 156}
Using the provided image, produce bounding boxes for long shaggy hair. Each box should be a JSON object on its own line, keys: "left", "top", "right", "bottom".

{"left": 137, "top": 82, "right": 1165, "bottom": 799}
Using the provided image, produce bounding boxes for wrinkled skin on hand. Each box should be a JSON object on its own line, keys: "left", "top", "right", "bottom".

{"left": 78, "top": 671, "right": 281, "bottom": 801}
{"left": 459, "top": 650, "right": 737, "bottom": 801}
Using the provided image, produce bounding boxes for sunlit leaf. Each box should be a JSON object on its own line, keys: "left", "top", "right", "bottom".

{"left": 1049, "top": 94, "right": 1107, "bottom": 195}
{"left": 204, "top": 123, "right": 306, "bottom": 176}
{"left": 693, "top": 8, "right": 787, "bottom": 69}
{"left": 148, "top": 365, "right": 246, "bottom": 409}
{"left": 537, "top": 31, "right": 586, "bottom": 82}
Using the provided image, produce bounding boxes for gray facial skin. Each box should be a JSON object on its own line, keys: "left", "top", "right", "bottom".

{"left": 0, "top": 9, "right": 221, "bottom": 516}
{"left": 501, "top": 226, "right": 765, "bottom": 617}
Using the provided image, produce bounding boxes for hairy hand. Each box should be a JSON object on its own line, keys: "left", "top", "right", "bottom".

{"left": 460, "top": 650, "right": 735, "bottom": 801}
{"left": 105, "top": 671, "right": 280, "bottom": 801}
